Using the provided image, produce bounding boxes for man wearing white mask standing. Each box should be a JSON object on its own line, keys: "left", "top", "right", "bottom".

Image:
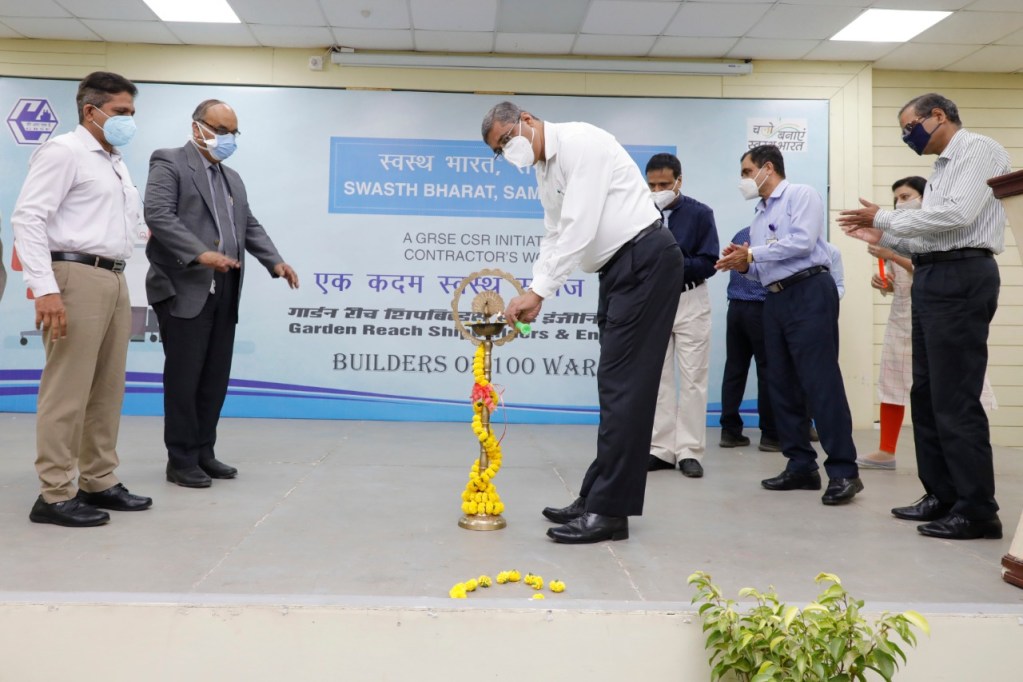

{"left": 13, "top": 71, "right": 152, "bottom": 526}
{"left": 482, "top": 101, "right": 684, "bottom": 544}
{"left": 716, "top": 144, "right": 861, "bottom": 506}
{"left": 145, "top": 99, "right": 298, "bottom": 489}
{"left": 645, "top": 153, "right": 719, "bottom": 479}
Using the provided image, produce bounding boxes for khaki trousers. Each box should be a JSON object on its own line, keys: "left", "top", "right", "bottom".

{"left": 650, "top": 283, "right": 712, "bottom": 464}
{"left": 36, "top": 262, "right": 130, "bottom": 502}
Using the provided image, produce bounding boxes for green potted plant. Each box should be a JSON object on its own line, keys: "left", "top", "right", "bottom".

{"left": 688, "top": 571, "right": 929, "bottom": 682}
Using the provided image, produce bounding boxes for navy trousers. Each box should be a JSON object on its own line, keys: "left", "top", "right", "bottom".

{"left": 578, "top": 228, "right": 684, "bottom": 517}
{"left": 762, "top": 271, "right": 857, "bottom": 479}
{"left": 719, "top": 299, "right": 777, "bottom": 440}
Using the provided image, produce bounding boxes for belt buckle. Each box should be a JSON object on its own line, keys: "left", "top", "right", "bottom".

{"left": 111, "top": 260, "right": 126, "bottom": 273}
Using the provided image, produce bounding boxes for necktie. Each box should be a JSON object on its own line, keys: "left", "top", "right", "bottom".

{"left": 210, "top": 164, "right": 237, "bottom": 259}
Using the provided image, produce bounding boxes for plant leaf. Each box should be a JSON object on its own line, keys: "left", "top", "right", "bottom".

{"left": 902, "top": 610, "right": 931, "bottom": 636}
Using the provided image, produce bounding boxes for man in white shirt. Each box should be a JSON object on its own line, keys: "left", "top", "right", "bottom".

{"left": 12, "top": 71, "right": 152, "bottom": 527}
{"left": 482, "top": 101, "right": 684, "bottom": 544}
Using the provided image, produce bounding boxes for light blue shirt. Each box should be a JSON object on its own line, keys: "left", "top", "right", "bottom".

{"left": 826, "top": 242, "right": 844, "bottom": 299}
{"left": 745, "top": 179, "right": 831, "bottom": 287}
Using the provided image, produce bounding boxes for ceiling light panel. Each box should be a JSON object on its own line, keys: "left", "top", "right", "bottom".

{"left": 142, "top": 0, "right": 240, "bottom": 23}
{"left": 831, "top": 9, "right": 952, "bottom": 42}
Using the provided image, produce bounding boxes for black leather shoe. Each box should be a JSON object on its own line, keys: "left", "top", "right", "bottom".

{"left": 647, "top": 455, "right": 675, "bottom": 472}
{"left": 761, "top": 469, "right": 821, "bottom": 491}
{"left": 758, "top": 437, "right": 781, "bottom": 452}
{"left": 77, "top": 483, "right": 152, "bottom": 511}
{"left": 199, "top": 458, "right": 238, "bottom": 479}
{"left": 821, "top": 477, "right": 864, "bottom": 505}
{"left": 166, "top": 465, "right": 212, "bottom": 488}
{"left": 891, "top": 494, "right": 952, "bottom": 521}
{"left": 917, "top": 512, "right": 1002, "bottom": 540}
{"left": 719, "top": 431, "right": 750, "bottom": 448}
{"left": 29, "top": 496, "right": 109, "bottom": 527}
{"left": 547, "top": 513, "right": 628, "bottom": 544}
{"left": 680, "top": 458, "right": 704, "bottom": 478}
{"left": 542, "top": 496, "right": 585, "bottom": 524}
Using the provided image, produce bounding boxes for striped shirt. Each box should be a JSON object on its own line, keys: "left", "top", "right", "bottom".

{"left": 875, "top": 128, "right": 1009, "bottom": 255}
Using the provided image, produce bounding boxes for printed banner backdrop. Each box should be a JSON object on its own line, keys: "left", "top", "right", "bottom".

{"left": 0, "top": 77, "right": 828, "bottom": 424}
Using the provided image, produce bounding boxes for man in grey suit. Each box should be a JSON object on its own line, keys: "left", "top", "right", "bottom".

{"left": 145, "top": 99, "right": 299, "bottom": 488}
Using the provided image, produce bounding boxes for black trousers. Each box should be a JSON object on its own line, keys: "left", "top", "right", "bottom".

{"left": 719, "top": 299, "right": 776, "bottom": 440}
{"left": 578, "top": 228, "right": 684, "bottom": 517}
{"left": 154, "top": 270, "right": 239, "bottom": 470}
{"left": 911, "top": 256, "right": 999, "bottom": 520}
{"left": 762, "top": 271, "right": 857, "bottom": 479}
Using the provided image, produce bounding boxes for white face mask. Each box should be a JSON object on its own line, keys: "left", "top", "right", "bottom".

{"left": 896, "top": 197, "right": 922, "bottom": 210}
{"left": 651, "top": 178, "right": 680, "bottom": 210}
{"left": 502, "top": 121, "right": 536, "bottom": 169}
{"left": 738, "top": 166, "right": 768, "bottom": 201}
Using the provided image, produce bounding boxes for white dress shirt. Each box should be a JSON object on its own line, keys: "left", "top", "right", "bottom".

{"left": 529, "top": 121, "right": 660, "bottom": 299}
{"left": 875, "top": 128, "right": 1010, "bottom": 255}
{"left": 12, "top": 125, "right": 140, "bottom": 297}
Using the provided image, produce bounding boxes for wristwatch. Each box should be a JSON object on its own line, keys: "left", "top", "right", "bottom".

{"left": 746, "top": 249, "right": 754, "bottom": 264}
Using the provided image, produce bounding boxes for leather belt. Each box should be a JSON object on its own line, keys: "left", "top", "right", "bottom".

{"left": 599, "top": 220, "right": 662, "bottom": 276}
{"left": 911, "top": 248, "right": 992, "bottom": 266}
{"left": 682, "top": 279, "right": 705, "bottom": 292}
{"left": 765, "top": 265, "right": 828, "bottom": 294}
{"left": 51, "top": 251, "right": 126, "bottom": 273}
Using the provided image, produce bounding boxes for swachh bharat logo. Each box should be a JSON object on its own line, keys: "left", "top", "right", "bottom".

{"left": 7, "top": 98, "right": 59, "bottom": 145}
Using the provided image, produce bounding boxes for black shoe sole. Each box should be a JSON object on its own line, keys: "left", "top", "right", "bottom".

{"left": 166, "top": 474, "right": 212, "bottom": 489}
{"left": 200, "top": 470, "right": 237, "bottom": 480}
{"left": 29, "top": 512, "right": 109, "bottom": 527}
{"left": 82, "top": 502, "right": 153, "bottom": 512}
{"left": 762, "top": 481, "right": 821, "bottom": 491}
{"left": 546, "top": 528, "right": 629, "bottom": 544}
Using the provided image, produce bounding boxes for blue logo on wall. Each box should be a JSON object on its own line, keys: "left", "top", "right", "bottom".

{"left": 7, "top": 98, "right": 59, "bottom": 145}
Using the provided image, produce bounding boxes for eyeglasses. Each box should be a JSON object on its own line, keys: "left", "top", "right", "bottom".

{"left": 492, "top": 123, "right": 519, "bottom": 159}
{"left": 901, "top": 115, "right": 931, "bottom": 136}
{"left": 199, "top": 119, "right": 241, "bottom": 136}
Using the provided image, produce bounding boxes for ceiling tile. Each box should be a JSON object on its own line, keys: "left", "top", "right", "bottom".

{"left": 53, "top": 0, "right": 158, "bottom": 21}
{"left": 0, "top": 0, "right": 68, "bottom": 18}
{"left": 496, "top": 0, "right": 588, "bottom": 34}
{"left": 0, "top": 20, "right": 24, "bottom": 37}
{"left": 494, "top": 32, "right": 576, "bottom": 54}
{"left": 665, "top": 3, "right": 770, "bottom": 38}
{"left": 414, "top": 30, "right": 494, "bottom": 52}
{"left": 249, "top": 24, "right": 334, "bottom": 48}
{"left": 943, "top": 44, "right": 1023, "bottom": 71}
{"left": 914, "top": 11, "right": 1023, "bottom": 44}
{"left": 80, "top": 19, "right": 181, "bottom": 44}
{"left": 571, "top": 33, "right": 657, "bottom": 56}
{"left": 581, "top": 1, "right": 679, "bottom": 35}
{"left": 163, "top": 23, "right": 260, "bottom": 47}
{"left": 748, "top": 4, "right": 864, "bottom": 40}
{"left": 962, "top": 0, "right": 1023, "bottom": 10}
{"left": 727, "top": 37, "right": 821, "bottom": 60}
{"left": 228, "top": 0, "right": 326, "bottom": 26}
{"left": 331, "top": 27, "right": 414, "bottom": 50}
{"left": 322, "top": 0, "right": 411, "bottom": 30}
{"left": 2, "top": 17, "right": 99, "bottom": 40}
{"left": 649, "top": 36, "right": 739, "bottom": 57}
{"left": 803, "top": 40, "right": 900, "bottom": 61}
{"left": 878, "top": 0, "right": 972, "bottom": 8}
{"left": 410, "top": 0, "right": 497, "bottom": 32}
{"left": 997, "top": 27, "right": 1023, "bottom": 45}
{"left": 872, "top": 42, "right": 980, "bottom": 70}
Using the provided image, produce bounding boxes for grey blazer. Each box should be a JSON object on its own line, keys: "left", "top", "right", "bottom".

{"left": 144, "top": 143, "right": 282, "bottom": 319}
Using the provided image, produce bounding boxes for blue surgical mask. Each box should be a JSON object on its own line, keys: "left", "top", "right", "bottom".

{"left": 91, "top": 108, "right": 136, "bottom": 147}
{"left": 196, "top": 120, "right": 237, "bottom": 161}
{"left": 902, "top": 116, "right": 941, "bottom": 156}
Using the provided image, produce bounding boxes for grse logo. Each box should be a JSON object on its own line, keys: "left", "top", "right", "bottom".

{"left": 7, "top": 98, "right": 59, "bottom": 145}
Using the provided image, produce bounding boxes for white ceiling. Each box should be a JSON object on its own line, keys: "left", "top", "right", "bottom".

{"left": 1, "top": 0, "right": 1023, "bottom": 73}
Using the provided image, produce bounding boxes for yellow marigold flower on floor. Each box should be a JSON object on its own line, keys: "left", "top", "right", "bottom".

{"left": 549, "top": 580, "right": 566, "bottom": 593}
{"left": 465, "top": 578, "right": 479, "bottom": 592}
{"left": 508, "top": 570, "right": 521, "bottom": 582}
{"left": 532, "top": 577, "right": 544, "bottom": 590}
{"left": 532, "top": 593, "right": 545, "bottom": 600}
{"left": 449, "top": 583, "right": 467, "bottom": 599}
{"left": 496, "top": 572, "right": 509, "bottom": 584}
{"left": 478, "top": 575, "right": 492, "bottom": 588}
